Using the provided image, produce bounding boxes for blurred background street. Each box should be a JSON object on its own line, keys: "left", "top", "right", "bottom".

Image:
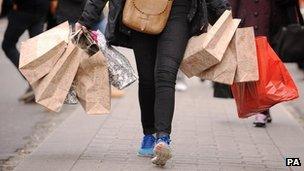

{"left": 1, "top": 16, "right": 304, "bottom": 171}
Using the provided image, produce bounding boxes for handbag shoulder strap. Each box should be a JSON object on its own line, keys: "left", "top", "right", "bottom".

{"left": 131, "top": 0, "right": 172, "bottom": 15}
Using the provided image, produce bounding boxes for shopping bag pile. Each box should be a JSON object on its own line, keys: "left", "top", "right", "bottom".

{"left": 181, "top": 10, "right": 241, "bottom": 79}
{"left": 181, "top": 10, "right": 259, "bottom": 84}
{"left": 181, "top": 10, "right": 299, "bottom": 118}
{"left": 19, "top": 22, "right": 137, "bottom": 114}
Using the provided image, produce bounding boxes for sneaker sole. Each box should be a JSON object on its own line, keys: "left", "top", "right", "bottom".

{"left": 137, "top": 152, "right": 154, "bottom": 158}
{"left": 254, "top": 122, "right": 266, "bottom": 128}
{"left": 152, "top": 143, "right": 172, "bottom": 166}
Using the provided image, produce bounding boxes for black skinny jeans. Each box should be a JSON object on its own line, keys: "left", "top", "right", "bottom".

{"left": 2, "top": 10, "right": 45, "bottom": 68}
{"left": 131, "top": 0, "right": 190, "bottom": 136}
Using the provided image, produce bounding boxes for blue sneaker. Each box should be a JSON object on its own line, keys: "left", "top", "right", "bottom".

{"left": 152, "top": 135, "right": 172, "bottom": 166}
{"left": 137, "top": 134, "right": 156, "bottom": 157}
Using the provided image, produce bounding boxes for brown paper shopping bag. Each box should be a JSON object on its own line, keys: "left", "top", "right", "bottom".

{"left": 180, "top": 10, "right": 240, "bottom": 78}
{"left": 197, "top": 34, "right": 238, "bottom": 85}
{"left": 234, "top": 27, "right": 259, "bottom": 82}
{"left": 75, "top": 51, "right": 111, "bottom": 114}
{"left": 33, "top": 42, "right": 83, "bottom": 112}
{"left": 197, "top": 27, "right": 258, "bottom": 85}
{"left": 19, "top": 22, "right": 70, "bottom": 84}
{"left": 0, "top": 0, "right": 3, "bottom": 14}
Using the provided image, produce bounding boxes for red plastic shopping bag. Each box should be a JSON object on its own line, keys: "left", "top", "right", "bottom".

{"left": 231, "top": 36, "right": 299, "bottom": 118}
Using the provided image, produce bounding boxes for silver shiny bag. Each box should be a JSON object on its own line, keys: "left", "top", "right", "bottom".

{"left": 95, "top": 30, "right": 137, "bottom": 90}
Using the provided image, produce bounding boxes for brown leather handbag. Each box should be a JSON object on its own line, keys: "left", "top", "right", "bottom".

{"left": 122, "top": 0, "right": 173, "bottom": 35}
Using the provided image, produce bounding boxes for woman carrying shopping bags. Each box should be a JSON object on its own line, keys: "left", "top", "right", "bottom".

{"left": 228, "top": 0, "right": 302, "bottom": 127}
{"left": 76, "top": 0, "right": 230, "bottom": 166}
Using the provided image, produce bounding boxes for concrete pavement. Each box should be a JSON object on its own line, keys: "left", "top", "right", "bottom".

{"left": 14, "top": 47, "right": 304, "bottom": 171}
{"left": 285, "top": 64, "right": 304, "bottom": 122}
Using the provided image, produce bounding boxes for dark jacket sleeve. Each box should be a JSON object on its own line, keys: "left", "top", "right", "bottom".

{"left": 78, "top": 0, "right": 108, "bottom": 29}
{"left": 71, "top": 0, "right": 87, "bottom": 2}
{"left": 275, "top": 0, "right": 297, "bottom": 6}
{"left": 206, "top": 0, "right": 231, "bottom": 24}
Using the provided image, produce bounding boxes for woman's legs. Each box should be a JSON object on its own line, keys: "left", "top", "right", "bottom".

{"left": 131, "top": 32, "right": 158, "bottom": 157}
{"left": 151, "top": 0, "right": 190, "bottom": 166}
{"left": 131, "top": 0, "right": 190, "bottom": 137}
{"left": 154, "top": 0, "right": 190, "bottom": 136}
{"left": 131, "top": 32, "right": 158, "bottom": 135}
{"left": 132, "top": 0, "right": 190, "bottom": 164}
{"left": 2, "top": 11, "right": 29, "bottom": 68}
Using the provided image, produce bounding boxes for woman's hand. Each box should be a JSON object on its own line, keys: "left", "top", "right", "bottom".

{"left": 12, "top": 3, "right": 18, "bottom": 11}
{"left": 75, "top": 22, "right": 88, "bottom": 32}
{"left": 50, "top": 0, "right": 58, "bottom": 15}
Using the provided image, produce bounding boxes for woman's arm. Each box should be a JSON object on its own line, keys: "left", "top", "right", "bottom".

{"left": 78, "top": 0, "right": 108, "bottom": 29}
